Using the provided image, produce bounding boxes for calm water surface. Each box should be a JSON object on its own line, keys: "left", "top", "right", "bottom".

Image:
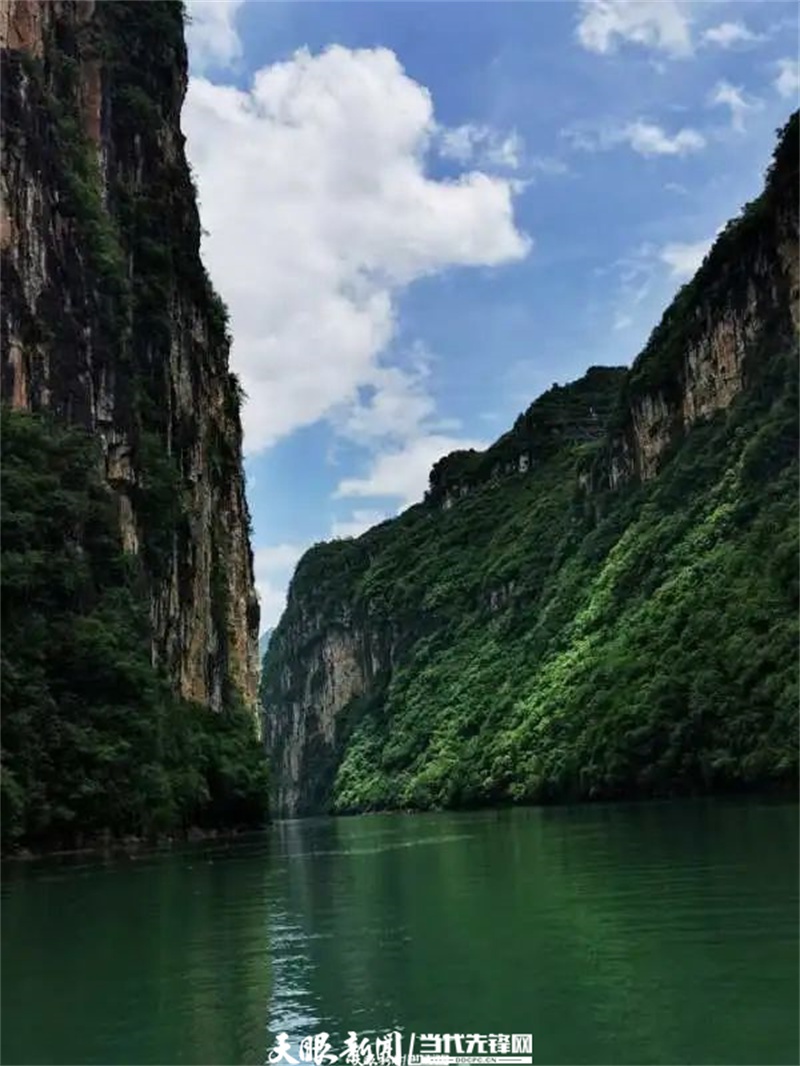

{"left": 2, "top": 801, "right": 798, "bottom": 1065}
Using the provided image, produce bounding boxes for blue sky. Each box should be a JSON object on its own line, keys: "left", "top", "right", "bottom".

{"left": 182, "top": 0, "right": 798, "bottom": 631}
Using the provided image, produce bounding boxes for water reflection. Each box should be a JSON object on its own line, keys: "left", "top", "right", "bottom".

{"left": 2, "top": 801, "right": 798, "bottom": 1066}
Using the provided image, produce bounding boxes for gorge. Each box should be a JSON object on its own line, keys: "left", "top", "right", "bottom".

{"left": 1, "top": 0, "right": 797, "bottom": 849}
{"left": 1, "top": 6, "right": 798, "bottom": 1064}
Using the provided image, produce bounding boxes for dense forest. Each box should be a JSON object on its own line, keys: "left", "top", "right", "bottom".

{"left": 1, "top": 409, "right": 269, "bottom": 851}
{"left": 263, "top": 113, "right": 799, "bottom": 816}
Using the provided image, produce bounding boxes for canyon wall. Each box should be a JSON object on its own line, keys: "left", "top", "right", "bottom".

{"left": 1, "top": 0, "right": 259, "bottom": 715}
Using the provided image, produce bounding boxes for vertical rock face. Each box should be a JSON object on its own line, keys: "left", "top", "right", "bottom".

{"left": 1, "top": 0, "right": 260, "bottom": 714}
{"left": 600, "top": 120, "right": 799, "bottom": 490}
{"left": 269, "top": 626, "right": 370, "bottom": 816}
{"left": 264, "top": 569, "right": 399, "bottom": 814}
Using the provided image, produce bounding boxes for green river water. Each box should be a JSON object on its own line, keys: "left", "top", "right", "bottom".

{"left": 2, "top": 801, "right": 798, "bottom": 1065}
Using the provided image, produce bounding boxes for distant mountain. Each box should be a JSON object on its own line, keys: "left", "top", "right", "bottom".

{"left": 259, "top": 629, "right": 274, "bottom": 663}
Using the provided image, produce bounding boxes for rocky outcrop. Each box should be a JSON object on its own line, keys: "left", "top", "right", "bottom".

{"left": 265, "top": 585, "right": 398, "bottom": 813}
{"left": 427, "top": 365, "right": 626, "bottom": 507}
{"left": 1, "top": 1, "right": 260, "bottom": 714}
{"left": 599, "top": 116, "right": 799, "bottom": 490}
{"left": 0, "top": 0, "right": 46, "bottom": 56}
{"left": 269, "top": 628, "right": 369, "bottom": 815}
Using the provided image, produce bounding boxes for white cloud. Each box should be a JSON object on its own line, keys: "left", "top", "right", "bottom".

{"left": 331, "top": 509, "right": 391, "bottom": 539}
{"left": 336, "top": 346, "right": 440, "bottom": 445}
{"left": 440, "top": 131, "right": 567, "bottom": 180}
{"left": 254, "top": 544, "right": 304, "bottom": 572}
{"left": 622, "top": 120, "right": 705, "bottom": 156}
{"left": 438, "top": 123, "right": 524, "bottom": 170}
{"left": 603, "top": 230, "right": 723, "bottom": 338}
{"left": 774, "top": 58, "right": 800, "bottom": 100}
{"left": 335, "top": 433, "right": 486, "bottom": 509}
{"left": 438, "top": 124, "right": 478, "bottom": 163}
{"left": 253, "top": 543, "right": 306, "bottom": 629}
{"left": 708, "top": 80, "right": 761, "bottom": 132}
{"left": 702, "top": 21, "right": 761, "bottom": 49}
{"left": 565, "top": 119, "right": 705, "bottom": 157}
{"left": 576, "top": 0, "right": 692, "bottom": 57}
{"left": 528, "top": 156, "right": 570, "bottom": 177}
{"left": 184, "top": 46, "right": 530, "bottom": 455}
{"left": 486, "top": 132, "right": 524, "bottom": 170}
{"left": 331, "top": 337, "right": 484, "bottom": 517}
{"left": 185, "top": 0, "right": 244, "bottom": 73}
{"left": 659, "top": 237, "right": 713, "bottom": 279}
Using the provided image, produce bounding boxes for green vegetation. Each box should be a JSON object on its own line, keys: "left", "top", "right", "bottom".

{"left": 0, "top": 409, "right": 268, "bottom": 853}
{"left": 307, "top": 347, "right": 795, "bottom": 812}
{"left": 428, "top": 365, "right": 625, "bottom": 499}
{"left": 263, "top": 115, "right": 799, "bottom": 814}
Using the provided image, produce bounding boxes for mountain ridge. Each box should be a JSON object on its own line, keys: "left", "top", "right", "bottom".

{"left": 262, "top": 112, "right": 799, "bottom": 817}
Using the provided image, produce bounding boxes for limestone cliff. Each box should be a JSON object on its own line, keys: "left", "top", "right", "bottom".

{"left": 599, "top": 118, "right": 799, "bottom": 491}
{"left": 263, "top": 113, "right": 798, "bottom": 816}
{"left": 1, "top": 0, "right": 259, "bottom": 714}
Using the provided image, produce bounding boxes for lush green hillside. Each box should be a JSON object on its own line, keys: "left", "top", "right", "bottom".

{"left": 263, "top": 113, "right": 799, "bottom": 815}
{"left": 331, "top": 346, "right": 797, "bottom": 811}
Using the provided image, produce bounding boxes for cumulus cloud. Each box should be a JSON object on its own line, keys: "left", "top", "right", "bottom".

{"left": 576, "top": 0, "right": 692, "bottom": 57}
{"left": 438, "top": 127, "right": 567, "bottom": 181}
{"left": 621, "top": 120, "right": 705, "bottom": 155}
{"left": 564, "top": 118, "right": 705, "bottom": 157}
{"left": 184, "top": 45, "right": 530, "bottom": 455}
{"left": 774, "top": 58, "right": 800, "bottom": 100}
{"left": 660, "top": 238, "right": 713, "bottom": 279}
{"left": 334, "top": 346, "right": 441, "bottom": 446}
{"left": 701, "top": 21, "right": 762, "bottom": 49}
{"left": 330, "top": 342, "right": 487, "bottom": 515}
{"left": 708, "top": 80, "right": 761, "bottom": 132}
{"left": 185, "top": 0, "right": 244, "bottom": 73}
{"left": 253, "top": 543, "right": 306, "bottom": 630}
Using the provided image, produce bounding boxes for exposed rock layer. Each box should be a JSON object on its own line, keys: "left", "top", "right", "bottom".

{"left": 1, "top": 0, "right": 259, "bottom": 713}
